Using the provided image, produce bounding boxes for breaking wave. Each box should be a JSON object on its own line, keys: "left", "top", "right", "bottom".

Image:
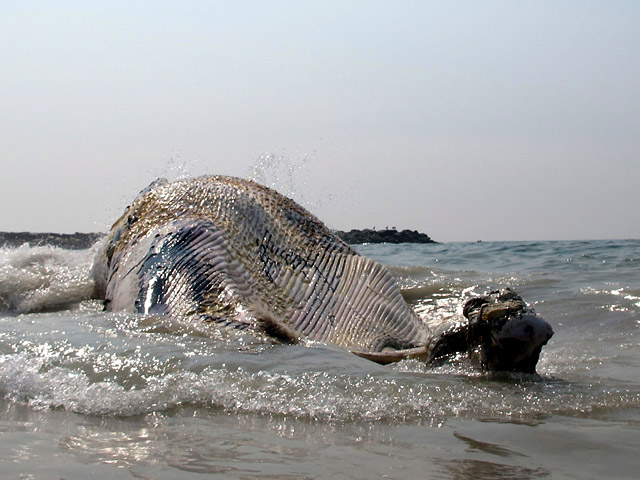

{"left": 0, "top": 244, "right": 100, "bottom": 313}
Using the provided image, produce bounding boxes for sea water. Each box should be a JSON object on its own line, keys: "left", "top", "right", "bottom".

{"left": 0, "top": 239, "right": 638, "bottom": 479}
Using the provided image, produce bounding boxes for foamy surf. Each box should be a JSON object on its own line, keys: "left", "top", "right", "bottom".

{"left": 0, "top": 243, "right": 101, "bottom": 313}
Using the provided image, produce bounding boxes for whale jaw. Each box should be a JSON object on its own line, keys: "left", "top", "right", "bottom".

{"left": 480, "top": 313, "right": 553, "bottom": 373}
{"left": 464, "top": 289, "right": 553, "bottom": 374}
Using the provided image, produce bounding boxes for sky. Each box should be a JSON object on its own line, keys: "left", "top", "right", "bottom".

{"left": 1, "top": 1, "right": 638, "bottom": 242}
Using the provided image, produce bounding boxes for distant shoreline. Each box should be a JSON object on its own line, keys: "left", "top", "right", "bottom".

{"left": 1, "top": 228, "right": 436, "bottom": 249}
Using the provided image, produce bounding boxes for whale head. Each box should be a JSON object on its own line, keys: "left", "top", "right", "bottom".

{"left": 464, "top": 289, "right": 554, "bottom": 373}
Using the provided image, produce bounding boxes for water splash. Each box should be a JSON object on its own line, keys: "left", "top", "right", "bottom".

{"left": 248, "top": 151, "right": 312, "bottom": 201}
{"left": 145, "top": 152, "right": 192, "bottom": 183}
{"left": 0, "top": 245, "right": 98, "bottom": 313}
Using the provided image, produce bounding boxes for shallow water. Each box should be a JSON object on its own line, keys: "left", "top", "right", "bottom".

{"left": 1, "top": 240, "right": 639, "bottom": 478}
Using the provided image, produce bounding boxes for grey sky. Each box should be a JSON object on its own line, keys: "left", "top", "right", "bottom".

{"left": 1, "top": 1, "right": 638, "bottom": 241}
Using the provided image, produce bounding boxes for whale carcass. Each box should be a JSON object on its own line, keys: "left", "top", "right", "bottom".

{"left": 93, "top": 176, "right": 553, "bottom": 372}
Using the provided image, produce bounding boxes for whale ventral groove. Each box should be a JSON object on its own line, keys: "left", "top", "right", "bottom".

{"left": 93, "top": 175, "right": 430, "bottom": 358}
{"left": 93, "top": 175, "right": 553, "bottom": 371}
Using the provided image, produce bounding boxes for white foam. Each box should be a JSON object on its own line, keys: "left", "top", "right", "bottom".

{"left": 0, "top": 244, "right": 98, "bottom": 313}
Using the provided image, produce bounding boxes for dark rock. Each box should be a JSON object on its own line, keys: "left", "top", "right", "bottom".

{"left": 333, "top": 228, "right": 435, "bottom": 244}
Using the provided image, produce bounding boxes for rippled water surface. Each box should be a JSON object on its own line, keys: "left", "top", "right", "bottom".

{"left": 1, "top": 240, "right": 639, "bottom": 478}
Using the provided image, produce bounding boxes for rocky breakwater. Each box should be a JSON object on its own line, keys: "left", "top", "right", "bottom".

{"left": 1, "top": 228, "right": 436, "bottom": 249}
{"left": 333, "top": 228, "right": 435, "bottom": 244}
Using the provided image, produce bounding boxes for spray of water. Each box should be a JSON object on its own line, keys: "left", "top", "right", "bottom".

{"left": 0, "top": 245, "right": 98, "bottom": 313}
{"left": 248, "top": 151, "right": 313, "bottom": 205}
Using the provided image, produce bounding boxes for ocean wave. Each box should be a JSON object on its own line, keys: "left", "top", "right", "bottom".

{"left": 0, "top": 239, "right": 638, "bottom": 425}
{"left": 0, "top": 244, "right": 98, "bottom": 313}
{"left": 1, "top": 342, "right": 637, "bottom": 422}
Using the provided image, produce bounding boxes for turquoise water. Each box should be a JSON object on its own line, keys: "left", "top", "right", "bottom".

{"left": 0, "top": 239, "right": 639, "bottom": 478}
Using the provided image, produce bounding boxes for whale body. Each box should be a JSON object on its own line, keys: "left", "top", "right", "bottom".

{"left": 93, "top": 176, "right": 430, "bottom": 361}
{"left": 93, "top": 175, "right": 552, "bottom": 370}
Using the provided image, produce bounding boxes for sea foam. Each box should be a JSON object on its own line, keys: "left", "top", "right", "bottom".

{"left": 0, "top": 244, "right": 99, "bottom": 313}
